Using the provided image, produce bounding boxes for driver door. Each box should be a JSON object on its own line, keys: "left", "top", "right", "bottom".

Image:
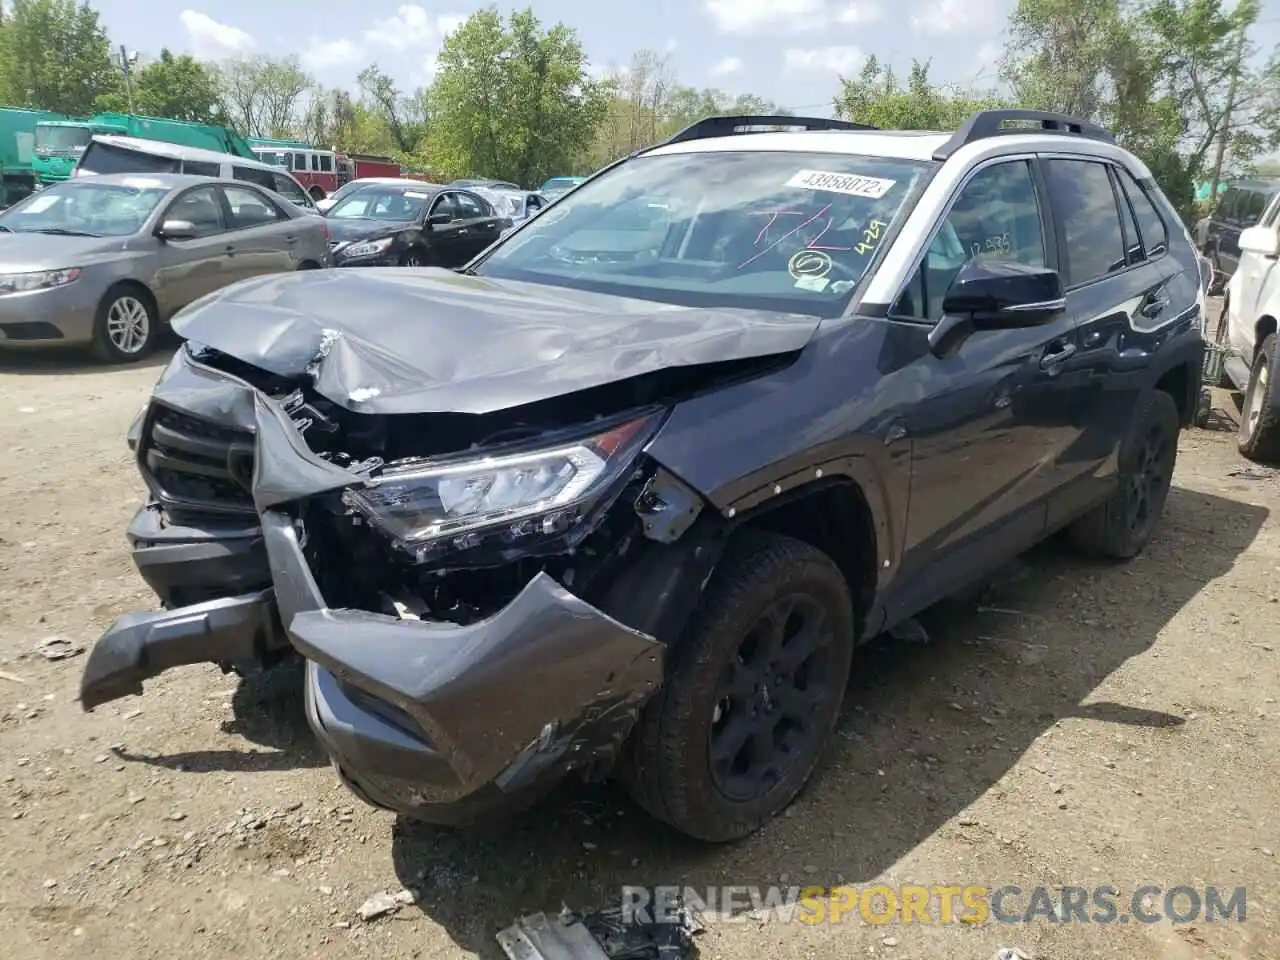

{"left": 886, "top": 158, "right": 1084, "bottom": 620}
{"left": 153, "top": 185, "right": 232, "bottom": 316}
{"left": 425, "top": 192, "right": 469, "bottom": 266}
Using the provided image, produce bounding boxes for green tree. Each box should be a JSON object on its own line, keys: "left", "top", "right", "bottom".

{"left": 96, "top": 49, "right": 225, "bottom": 122}
{"left": 357, "top": 65, "right": 428, "bottom": 154}
{"left": 218, "top": 55, "right": 313, "bottom": 138}
{"left": 834, "top": 57, "right": 1010, "bottom": 130}
{"left": 428, "top": 6, "right": 610, "bottom": 184}
{"left": 0, "top": 0, "right": 118, "bottom": 114}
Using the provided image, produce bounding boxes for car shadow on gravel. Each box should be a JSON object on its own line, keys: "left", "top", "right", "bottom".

{"left": 116, "top": 657, "right": 327, "bottom": 772}
{"left": 0, "top": 335, "right": 177, "bottom": 375}
{"left": 387, "top": 484, "right": 1268, "bottom": 959}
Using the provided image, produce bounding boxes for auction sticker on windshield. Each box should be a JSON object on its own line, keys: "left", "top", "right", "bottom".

{"left": 786, "top": 170, "right": 896, "bottom": 199}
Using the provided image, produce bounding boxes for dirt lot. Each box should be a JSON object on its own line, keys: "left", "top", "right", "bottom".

{"left": 1, "top": 340, "right": 1278, "bottom": 960}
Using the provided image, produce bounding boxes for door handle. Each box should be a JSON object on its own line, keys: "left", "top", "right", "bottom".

{"left": 1141, "top": 296, "right": 1170, "bottom": 318}
{"left": 224, "top": 245, "right": 235, "bottom": 256}
{"left": 458, "top": 228, "right": 469, "bottom": 235}
{"left": 285, "top": 236, "right": 297, "bottom": 244}
{"left": 1040, "top": 342, "right": 1077, "bottom": 370}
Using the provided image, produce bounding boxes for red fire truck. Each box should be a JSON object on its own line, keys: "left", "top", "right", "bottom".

{"left": 336, "top": 153, "right": 402, "bottom": 184}
{"left": 248, "top": 139, "right": 342, "bottom": 199}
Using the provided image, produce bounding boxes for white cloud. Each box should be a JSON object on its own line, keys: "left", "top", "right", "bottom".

{"left": 784, "top": 46, "right": 865, "bottom": 75}
{"left": 301, "top": 38, "right": 361, "bottom": 71}
{"left": 910, "top": 0, "right": 997, "bottom": 33}
{"left": 179, "top": 10, "right": 254, "bottom": 58}
{"left": 972, "top": 40, "right": 1004, "bottom": 78}
{"left": 710, "top": 56, "right": 744, "bottom": 76}
{"left": 703, "top": 0, "right": 881, "bottom": 33}
{"left": 364, "top": 4, "right": 466, "bottom": 51}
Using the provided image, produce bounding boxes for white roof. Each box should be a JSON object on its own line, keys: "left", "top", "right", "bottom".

{"left": 90, "top": 134, "right": 280, "bottom": 171}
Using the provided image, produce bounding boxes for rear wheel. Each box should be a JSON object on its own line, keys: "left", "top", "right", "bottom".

{"left": 622, "top": 531, "right": 855, "bottom": 841}
{"left": 1068, "top": 389, "right": 1180, "bottom": 559}
{"left": 90, "top": 286, "right": 157, "bottom": 363}
{"left": 1238, "top": 333, "right": 1280, "bottom": 463}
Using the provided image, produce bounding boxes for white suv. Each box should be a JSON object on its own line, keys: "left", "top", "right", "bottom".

{"left": 1220, "top": 191, "right": 1280, "bottom": 462}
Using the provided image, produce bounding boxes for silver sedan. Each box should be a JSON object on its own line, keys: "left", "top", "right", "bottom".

{"left": 0, "top": 173, "right": 333, "bottom": 362}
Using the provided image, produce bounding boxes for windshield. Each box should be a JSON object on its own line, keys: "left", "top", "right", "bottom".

{"left": 476, "top": 151, "right": 931, "bottom": 316}
{"left": 0, "top": 181, "right": 168, "bottom": 236}
{"left": 35, "top": 125, "right": 91, "bottom": 152}
{"left": 328, "top": 186, "right": 431, "bottom": 221}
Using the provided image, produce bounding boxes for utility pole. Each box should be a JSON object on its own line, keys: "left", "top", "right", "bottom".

{"left": 1208, "top": 23, "right": 1248, "bottom": 205}
{"left": 119, "top": 45, "right": 136, "bottom": 114}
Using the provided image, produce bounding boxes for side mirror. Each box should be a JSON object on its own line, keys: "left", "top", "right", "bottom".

{"left": 929, "top": 261, "right": 1065, "bottom": 357}
{"left": 1239, "top": 224, "right": 1279, "bottom": 258}
{"left": 157, "top": 219, "right": 197, "bottom": 241}
{"left": 428, "top": 212, "right": 452, "bottom": 227}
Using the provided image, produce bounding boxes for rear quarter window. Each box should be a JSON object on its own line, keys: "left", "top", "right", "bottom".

{"left": 79, "top": 142, "right": 180, "bottom": 176}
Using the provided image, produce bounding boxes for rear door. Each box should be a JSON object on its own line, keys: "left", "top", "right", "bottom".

{"left": 1043, "top": 157, "right": 1179, "bottom": 529}
{"left": 153, "top": 185, "right": 232, "bottom": 312}
{"left": 454, "top": 190, "right": 503, "bottom": 257}
{"left": 217, "top": 184, "right": 298, "bottom": 282}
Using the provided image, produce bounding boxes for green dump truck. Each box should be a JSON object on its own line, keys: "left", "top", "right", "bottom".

{"left": 0, "top": 107, "right": 70, "bottom": 206}
{"left": 31, "top": 113, "right": 257, "bottom": 184}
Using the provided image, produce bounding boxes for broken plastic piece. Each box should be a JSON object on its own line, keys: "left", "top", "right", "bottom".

{"left": 497, "top": 912, "right": 612, "bottom": 960}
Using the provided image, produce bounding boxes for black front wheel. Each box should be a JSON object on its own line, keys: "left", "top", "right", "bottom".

{"left": 400, "top": 247, "right": 426, "bottom": 267}
{"left": 623, "top": 531, "right": 855, "bottom": 842}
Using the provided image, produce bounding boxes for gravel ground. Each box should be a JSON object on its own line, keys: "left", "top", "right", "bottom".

{"left": 1, "top": 337, "right": 1278, "bottom": 960}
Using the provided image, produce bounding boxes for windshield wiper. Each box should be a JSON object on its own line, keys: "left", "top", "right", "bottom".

{"left": 30, "top": 227, "right": 100, "bottom": 237}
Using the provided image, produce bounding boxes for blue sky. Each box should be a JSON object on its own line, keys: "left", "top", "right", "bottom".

{"left": 85, "top": 0, "right": 1029, "bottom": 113}
{"left": 87, "top": 1, "right": 1280, "bottom": 123}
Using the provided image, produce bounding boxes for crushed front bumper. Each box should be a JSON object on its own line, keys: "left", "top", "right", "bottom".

{"left": 81, "top": 508, "right": 666, "bottom": 824}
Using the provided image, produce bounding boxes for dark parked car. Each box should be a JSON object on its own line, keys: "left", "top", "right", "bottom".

{"left": 325, "top": 182, "right": 504, "bottom": 267}
{"left": 1196, "top": 178, "right": 1280, "bottom": 290}
{"left": 79, "top": 111, "right": 1204, "bottom": 842}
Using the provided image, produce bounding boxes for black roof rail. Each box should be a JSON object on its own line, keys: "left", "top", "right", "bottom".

{"left": 933, "top": 109, "right": 1116, "bottom": 160}
{"left": 660, "top": 114, "right": 878, "bottom": 147}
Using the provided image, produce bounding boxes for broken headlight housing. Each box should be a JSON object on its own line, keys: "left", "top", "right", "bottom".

{"left": 344, "top": 410, "right": 663, "bottom": 562}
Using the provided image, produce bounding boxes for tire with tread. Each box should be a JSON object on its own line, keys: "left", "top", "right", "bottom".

{"left": 90, "top": 284, "right": 157, "bottom": 363}
{"left": 621, "top": 530, "right": 855, "bottom": 842}
{"left": 1238, "top": 333, "right": 1280, "bottom": 463}
{"left": 1068, "top": 388, "right": 1180, "bottom": 559}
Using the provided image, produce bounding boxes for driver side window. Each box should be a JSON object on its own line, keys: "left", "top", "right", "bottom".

{"left": 431, "top": 193, "right": 458, "bottom": 221}
{"left": 892, "top": 160, "right": 1046, "bottom": 323}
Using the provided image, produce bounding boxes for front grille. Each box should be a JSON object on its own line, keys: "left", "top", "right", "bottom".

{"left": 140, "top": 405, "right": 256, "bottom": 517}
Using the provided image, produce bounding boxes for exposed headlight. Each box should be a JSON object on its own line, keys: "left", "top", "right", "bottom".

{"left": 0, "top": 267, "right": 81, "bottom": 295}
{"left": 344, "top": 411, "right": 663, "bottom": 561}
{"left": 340, "top": 237, "right": 394, "bottom": 259}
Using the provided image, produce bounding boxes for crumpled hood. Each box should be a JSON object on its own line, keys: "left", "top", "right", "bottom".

{"left": 326, "top": 218, "right": 408, "bottom": 244}
{"left": 171, "top": 268, "right": 820, "bottom": 415}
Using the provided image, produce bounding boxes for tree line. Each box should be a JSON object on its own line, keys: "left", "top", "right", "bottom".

{"left": 0, "top": 0, "right": 1277, "bottom": 215}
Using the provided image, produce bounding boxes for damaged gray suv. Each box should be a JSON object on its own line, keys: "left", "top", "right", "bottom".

{"left": 80, "top": 111, "right": 1205, "bottom": 842}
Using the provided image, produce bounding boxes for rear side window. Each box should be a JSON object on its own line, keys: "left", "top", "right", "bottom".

{"left": 221, "top": 185, "right": 286, "bottom": 228}
{"left": 1114, "top": 169, "right": 1168, "bottom": 258}
{"left": 271, "top": 172, "right": 309, "bottom": 207}
{"left": 1044, "top": 159, "right": 1126, "bottom": 287}
{"left": 232, "top": 165, "right": 277, "bottom": 192}
{"left": 1239, "top": 188, "right": 1268, "bottom": 225}
{"left": 182, "top": 160, "right": 220, "bottom": 178}
{"left": 79, "top": 141, "right": 180, "bottom": 176}
{"left": 455, "top": 192, "right": 489, "bottom": 218}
